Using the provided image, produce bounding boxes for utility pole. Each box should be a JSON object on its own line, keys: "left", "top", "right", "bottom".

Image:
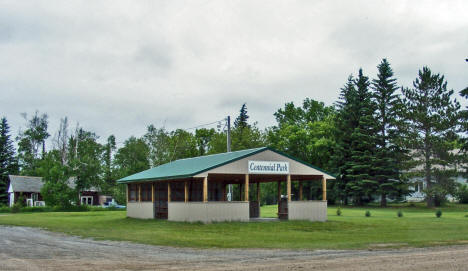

{"left": 226, "top": 116, "right": 231, "bottom": 152}
{"left": 226, "top": 116, "right": 232, "bottom": 201}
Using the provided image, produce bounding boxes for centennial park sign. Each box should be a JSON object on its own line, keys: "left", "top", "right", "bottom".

{"left": 248, "top": 161, "right": 289, "bottom": 174}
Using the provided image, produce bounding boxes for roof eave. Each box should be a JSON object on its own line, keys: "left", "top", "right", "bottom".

{"left": 117, "top": 147, "right": 269, "bottom": 184}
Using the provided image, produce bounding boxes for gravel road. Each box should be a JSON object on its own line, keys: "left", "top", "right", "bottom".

{"left": 1, "top": 225, "right": 467, "bottom": 270}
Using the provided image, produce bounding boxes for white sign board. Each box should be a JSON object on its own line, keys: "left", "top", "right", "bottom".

{"left": 248, "top": 161, "right": 289, "bottom": 174}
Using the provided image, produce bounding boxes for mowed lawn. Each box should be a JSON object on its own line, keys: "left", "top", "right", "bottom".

{"left": 0, "top": 204, "right": 467, "bottom": 249}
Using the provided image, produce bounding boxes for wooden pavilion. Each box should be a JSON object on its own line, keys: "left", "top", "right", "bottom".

{"left": 117, "top": 147, "right": 335, "bottom": 222}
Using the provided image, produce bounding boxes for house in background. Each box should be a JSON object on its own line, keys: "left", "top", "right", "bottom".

{"left": 8, "top": 175, "right": 113, "bottom": 207}
{"left": 406, "top": 175, "right": 467, "bottom": 202}
{"left": 8, "top": 175, "right": 45, "bottom": 207}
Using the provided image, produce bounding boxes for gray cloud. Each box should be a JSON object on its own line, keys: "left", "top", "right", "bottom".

{"left": 0, "top": 0, "right": 467, "bottom": 147}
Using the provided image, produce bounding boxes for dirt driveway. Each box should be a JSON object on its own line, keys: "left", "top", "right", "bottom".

{"left": 1, "top": 226, "right": 467, "bottom": 271}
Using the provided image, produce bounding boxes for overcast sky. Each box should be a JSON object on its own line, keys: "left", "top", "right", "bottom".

{"left": 1, "top": 1, "right": 467, "bottom": 146}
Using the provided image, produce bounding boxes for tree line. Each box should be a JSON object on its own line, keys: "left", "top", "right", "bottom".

{"left": 1, "top": 59, "right": 467, "bottom": 207}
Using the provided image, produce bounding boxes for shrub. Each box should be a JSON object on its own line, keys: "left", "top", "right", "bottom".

{"left": 455, "top": 184, "right": 468, "bottom": 204}
{"left": 397, "top": 210, "right": 403, "bottom": 217}
{"left": 16, "top": 194, "right": 26, "bottom": 207}
{"left": 365, "top": 210, "right": 371, "bottom": 217}
{"left": 11, "top": 203, "right": 21, "bottom": 213}
{"left": 0, "top": 206, "right": 10, "bottom": 213}
{"left": 53, "top": 205, "right": 89, "bottom": 212}
{"left": 20, "top": 207, "right": 51, "bottom": 212}
{"left": 336, "top": 207, "right": 342, "bottom": 216}
{"left": 436, "top": 210, "right": 442, "bottom": 218}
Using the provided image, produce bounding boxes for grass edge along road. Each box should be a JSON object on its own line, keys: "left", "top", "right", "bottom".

{"left": 0, "top": 204, "right": 467, "bottom": 250}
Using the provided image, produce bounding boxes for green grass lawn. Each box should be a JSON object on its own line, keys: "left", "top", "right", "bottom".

{"left": 0, "top": 204, "right": 467, "bottom": 250}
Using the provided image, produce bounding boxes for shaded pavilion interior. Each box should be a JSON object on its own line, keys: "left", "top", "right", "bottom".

{"left": 127, "top": 172, "right": 328, "bottom": 220}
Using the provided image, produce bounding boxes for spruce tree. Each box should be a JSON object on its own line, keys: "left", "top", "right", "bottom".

{"left": 401, "top": 67, "right": 460, "bottom": 207}
{"left": 334, "top": 76, "right": 358, "bottom": 205}
{"left": 234, "top": 103, "right": 250, "bottom": 129}
{"left": 459, "top": 87, "right": 468, "bottom": 178}
{"left": 0, "top": 117, "right": 18, "bottom": 205}
{"left": 371, "top": 59, "right": 407, "bottom": 206}
{"left": 346, "top": 69, "right": 379, "bottom": 205}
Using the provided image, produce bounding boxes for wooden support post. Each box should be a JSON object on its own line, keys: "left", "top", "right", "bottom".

{"left": 184, "top": 181, "right": 188, "bottom": 203}
{"left": 299, "top": 182, "right": 303, "bottom": 201}
{"left": 152, "top": 183, "right": 155, "bottom": 203}
{"left": 203, "top": 177, "right": 208, "bottom": 202}
{"left": 244, "top": 174, "right": 249, "bottom": 202}
{"left": 167, "top": 182, "right": 171, "bottom": 203}
{"left": 138, "top": 184, "right": 141, "bottom": 202}
{"left": 322, "top": 176, "right": 327, "bottom": 201}
{"left": 287, "top": 175, "right": 291, "bottom": 202}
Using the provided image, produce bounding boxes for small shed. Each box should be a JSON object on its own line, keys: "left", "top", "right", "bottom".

{"left": 8, "top": 175, "right": 112, "bottom": 207}
{"left": 117, "top": 147, "right": 335, "bottom": 222}
{"left": 8, "top": 175, "right": 45, "bottom": 207}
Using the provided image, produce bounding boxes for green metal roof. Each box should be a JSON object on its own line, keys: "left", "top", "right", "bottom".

{"left": 117, "top": 147, "right": 267, "bottom": 183}
{"left": 117, "top": 146, "right": 336, "bottom": 183}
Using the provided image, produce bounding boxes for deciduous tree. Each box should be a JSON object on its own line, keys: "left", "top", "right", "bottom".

{"left": 16, "top": 111, "right": 50, "bottom": 174}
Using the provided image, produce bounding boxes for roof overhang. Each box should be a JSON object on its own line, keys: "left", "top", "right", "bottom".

{"left": 117, "top": 147, "right": 336, "bottom": 184}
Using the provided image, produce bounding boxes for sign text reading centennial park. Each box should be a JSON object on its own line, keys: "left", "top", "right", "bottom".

{"left": 248, "top": 161, "right": 290, "bottom": 174}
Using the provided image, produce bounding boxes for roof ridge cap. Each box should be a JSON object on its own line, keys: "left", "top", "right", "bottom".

{"left": 9, "top": 175, "right": 42, "bottom": 178}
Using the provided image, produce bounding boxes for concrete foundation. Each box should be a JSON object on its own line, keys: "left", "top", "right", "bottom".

{"left": 168, "top": 202, "right": 249, "bottom": 223}
{"left": 288, "top": 200, "right": 327, "bottom": 222}
{"left": 127, "top": 202, "right": 154, "bottom": 219}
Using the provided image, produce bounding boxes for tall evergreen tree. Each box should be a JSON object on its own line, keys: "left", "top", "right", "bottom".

{"left": 0, "top": 117, "right": 18, "bottom": 205}
{"left": 401, "top": 67, "right": 460, "bottom": 207}
{"left": 346, "top": 69, "right": 379, "bottom": 205}
{"left": 371, "top": 59, "right": 407, "bottom": 206}
{"left": 333, "top": 76, "right": 358, "bottom": 205}
{"left": 459, "top": 86, "right": 468, "bottom": 178}
{"left": 234, "top": 103, "right": 250, "bottom": 129}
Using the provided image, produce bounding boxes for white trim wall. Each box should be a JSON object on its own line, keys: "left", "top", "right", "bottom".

{"left": 168, "top": 202, "right": 249, "bottom": 223}
{"left": 9, "top": 192, "right": 14, "bottom": 207}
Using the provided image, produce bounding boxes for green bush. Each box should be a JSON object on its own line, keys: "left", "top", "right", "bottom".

{"left": 20, "top": 207, "right": 51, "bottom": 212}
{"left": 365, "top": 210, "right": 371, "bottom": 217}
{"left": 52, "top": 205, "right": 89, "bottom": 212}
{"left": 16, "top": 194, "right": 26, "bottom": 207}
{"left": 0, "top": 204, "right": 127, "bottom": 213}
{"left": 397, "top": 210, "right": 403, "bottom": 217}
{"left": 11, "top": 203, "right": 21, "bottom": 213}
{"left": 436, "top": 209, "right": 442, "bottom": 218}
{"left": 0, "top": 206, "right": 10, "bottom": 213}
{"left": 455, "top": 184, "right": 468, "bottom": 204}
{"left": 336, "top": 207, "right": 342, "bottom": 216}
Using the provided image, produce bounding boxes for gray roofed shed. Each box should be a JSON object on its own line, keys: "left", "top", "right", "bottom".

{"left": 8, "top": 175, "right": 44, "bottom": 193}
